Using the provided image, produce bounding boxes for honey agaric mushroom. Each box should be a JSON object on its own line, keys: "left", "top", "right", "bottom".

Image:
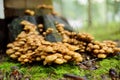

{"left": 15, "top": 52, "right": 21, "bottom": 56}
{"left": 64, "top": 55, "right": 72, "bottom": 60}
{"left": 44, "top": 54, "right": 57, "bottom": 65}
{"left": 7, "top": 43, "right": 14, "bottom": 48}
{"left": 97, "top": 54, "right": 107, "bottom": 58}
{"left": 36, "top": 57, "right": 41, "bottom": 61}
{"left": 10, "top": 54, "right": 18, "bottom": 59}
{"left": 6, "top": 49, "right": 14, "bottom": 55}
{"left": 54, "top": 58, "right": 65, "bottom": 64}
{"left": 6, "top": 14, "right": 120, "bottom": 65}
{"left": 25, "top": 9, "right": 35, "bottom": 16}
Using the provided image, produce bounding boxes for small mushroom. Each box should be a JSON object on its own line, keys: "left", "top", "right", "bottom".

{"left": 20, "top": 55, "right": 27, "bottom": 59}
{"left": 64, "top": 55, "right": 72, "bottom": 60}
{"left": 93, "top": 45, "right": 100, "bottom": 49}
{"left": 97, "top": 54, "right": 107, "bottom": 58}
{"left": 25, "top": 9, "right": 35, "bottom": 16}
{"left": 44, "top": 54, "right": 57, "bottom": 65}
{"left": 99, "top": 49, "right": 105, "bottom": 54}
{"left": 106, "top": 48, "right": 114, "bottom": 53}
{"left": 23, "top": 58, "right": 29, "bottom": 63}
{"left": 93, "top": 49, "right": 99, "bottom": 54}
{"left": 6, "top": 49, "right": 15, "bottom": 55}
{"left": 36, "top": 57, "right": 41, "bottom": 61}
{"left": 7, "top": 43, "right": 14, "bottom": 48}
{"left": 54, "top": 58, "right": 65, "bottom": 64}
{"left": 10, "top": 54, "right": 18, "bottom": 59}
{"left": 15, "top": 52, "right": 21, "bottom": 56}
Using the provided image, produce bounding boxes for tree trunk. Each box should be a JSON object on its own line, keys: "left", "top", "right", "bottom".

{"left": 105, "top": 0, "right": 108, "bottom": 24}
{"left": 4, "top": 0, "right": 52, "bottom": 17}
{"left": 113, "top": 0, "right": 119, "bottom": 22}
{"left": 59, "top": 0, "right": 64, "bottom": 16}
{"left": 88, "top": 0, "right": 92, "bottom": 27}
{"left": 113, "top": 0, "right": 116, "bottom": 21}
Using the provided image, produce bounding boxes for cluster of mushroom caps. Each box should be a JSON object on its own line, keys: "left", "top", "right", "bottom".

{"left": 86, "top": 40, "right": 120, "bottom": 58}
{"left": 6, "top": 21, "right": 83, "bottom": 65}
{"left": 6, "top": 20, "right": 120, "bottom": 65}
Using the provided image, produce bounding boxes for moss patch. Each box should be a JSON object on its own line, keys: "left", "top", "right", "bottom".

{"left": 0, "top": 55, "right": 119, "bottom": 80}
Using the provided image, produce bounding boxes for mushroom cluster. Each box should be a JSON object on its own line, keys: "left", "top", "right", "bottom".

{"left": 86, "top": 40, "right": 120, "bottom": 58}
{"left": 6, "top": 20, "right": 120, "bottom": 65}
{"left": 56, "top": 23, "right": 94, "bottom": 52}
{"left": 6, "top": 21, "right": 83, "bottom": 65}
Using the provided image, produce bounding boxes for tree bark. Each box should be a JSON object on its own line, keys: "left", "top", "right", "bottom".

{"left": 88, "top": 0, "right": 92, "bottom": 27}
{"left": 59, "top": 0, "right": 64, "bottom": 16}
{"left": 113, "top": 0, "right": 116, "bottom": 21}
{"left": 113, "top": 0, "right": 118, "bottom": 21}
{"left": 4, "top": 0, "right": 52, "bottom": 17}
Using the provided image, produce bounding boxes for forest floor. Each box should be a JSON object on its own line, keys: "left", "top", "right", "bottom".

{"left": 0, "top": 22, "right": 120, "bottom": 80}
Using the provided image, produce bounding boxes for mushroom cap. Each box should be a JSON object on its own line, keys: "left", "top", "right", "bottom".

{"left": 44, "top": 55, "right": 57, "bottom": 62}
{"left": 97, "top": 54, "right": 107, "bottom": 58}
{"left": 93, "top": 49, "right": 99, "bottom": 54}
{"left": 25, "top": 9, "right": 35, "bottom": 16}
{"left": 64, "top": 55, "right": 72, "bottom": 60}
{"left": 23, "top": 58, "right": 29, "bottom": 63}
{"left": 10, "top": 54, "right": 18, "bottom": 59}
{"left": 36, "top": 57, "right": 41, "bottom": 61}
{"left": 6, "top": 49, "right": 15, "bottom": 55}
{"left": 20, "top": 55, "right": 27, "bottom": 59}
{"left": 75, "top": 57, "right": 83, "bottom": 62}
{"left": 54, "top": 58, "right": 64, "bottom": 64}
{"left": 7, "top": 43, "right": 14, "bottom": 48}
{"left": 93, "top": 45, "right": 100, "bottom": 49}
{"left": 99, "top": 49, "right": 105, "bottom": 54}
{"left": 106, "top": 48, "right": 114, "bottom": 53}
{"left": 15, "top": 52, "right": 21, "bottom": 56}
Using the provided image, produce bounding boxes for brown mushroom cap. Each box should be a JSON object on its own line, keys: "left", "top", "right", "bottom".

{"left": 23, "top": 58, "right": 29, "bottom": 63}
{"left": 7, "top": 43, "right": 14, "bottom": 48}
{"left": 54, "top": 58, "right": 65, "bottom": 64}
{"left": 10, "top": 54, "right": 18, "bottom": 59}
{"left": 106, "top": 48, "right": 114, "bottom": 53}
{"left": 25, "top": 9, "right": 35, "bottom": 16}
{"left": 64, "top": 55, "right": 72, "bottom": 60}
{"left": 6, "top": 49, "right": 15, "bottom": 55}
{"left": 36, "top": 57, "right": 41, "bottom": 61}
{"left": 97, "top": 54, "right": 107, "bottom": 58}
{"left": 43, "top": 54, "right": 57, "bottom": 65}
{"left": 15, "top": 52, "right": 21, "bottom": 56}
{"left": 75, "top": 57, "right": 83, "bottom": 62}
{"left": 93, "top": 49, "right": 99, "bottom": 54}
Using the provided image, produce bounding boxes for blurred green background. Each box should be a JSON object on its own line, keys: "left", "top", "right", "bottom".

{"left": 53, "top": 0, "right": 120, "bottom": 26}
{"left": 53, "top": 0, "right": 120, "bottom": 41}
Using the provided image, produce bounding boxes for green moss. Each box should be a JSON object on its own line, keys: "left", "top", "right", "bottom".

{"left": 0, "top": 56, "right": 119, "bottom": 80}
{"left": 0, "top": 62, "right": 20, "bottom": 71}
{"left": 87, "top": 56, "right": 120, "bottom": 80}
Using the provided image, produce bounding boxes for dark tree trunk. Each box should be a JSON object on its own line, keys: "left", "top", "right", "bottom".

{"left": 0, "top": 19, "right": 8, "bottom": 55}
